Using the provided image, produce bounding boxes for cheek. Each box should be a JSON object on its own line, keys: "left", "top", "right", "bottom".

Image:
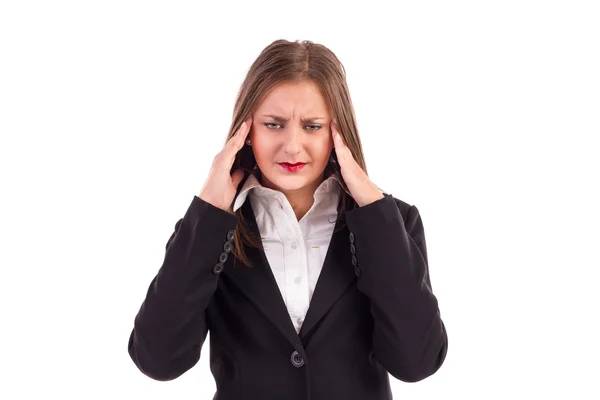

{"left": 310, "top": 145, "right": 332, "bottom": 165}
{"left": 316, "top": 135, "right": 334, "bottom": 160}
{"left": 251, "top": 135, "right": 276, "bottom": 162}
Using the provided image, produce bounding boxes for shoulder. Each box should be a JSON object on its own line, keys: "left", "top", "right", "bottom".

{"left": 346, "top": 190, "right": 422, "bottom": 229}
{"left": 380, "top": 192, "right": 426, "bottom": 236}
{"left": 381, "top": 191, "right": 417, "bottom": 218}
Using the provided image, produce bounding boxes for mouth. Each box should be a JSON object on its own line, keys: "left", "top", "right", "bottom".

{"left": 278, "top": 162, "right": 307, "bottom": 172}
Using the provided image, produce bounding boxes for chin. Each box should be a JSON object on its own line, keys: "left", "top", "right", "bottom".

{"left": 262, "top": 167, "right": 318, "bottom": 192}
{"left": 266, "top": 175, "right": 310, "bottom": 192}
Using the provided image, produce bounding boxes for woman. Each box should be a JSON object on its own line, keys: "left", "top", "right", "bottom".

{"left": 128, "top": 39, "right": 448, "bottom": 399}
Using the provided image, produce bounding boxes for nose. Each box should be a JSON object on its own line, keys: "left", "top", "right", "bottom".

{"left": 282, "top": 126, "right": 302, "bottom": 155}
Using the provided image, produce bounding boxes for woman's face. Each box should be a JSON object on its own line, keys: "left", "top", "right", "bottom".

{"left": 249, "top": 80, "right": 333, "bottom": 194}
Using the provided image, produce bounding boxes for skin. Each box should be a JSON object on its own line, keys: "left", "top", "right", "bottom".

{"left": 247, "top": 80, "right": 384, "bottom": 221}
{"left": 247, "top": 80, "right": 334, "bottom": 220}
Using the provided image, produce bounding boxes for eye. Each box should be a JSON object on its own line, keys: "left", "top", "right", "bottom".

{"left": 263, "top": 123, "right": 322, "bottom": 132}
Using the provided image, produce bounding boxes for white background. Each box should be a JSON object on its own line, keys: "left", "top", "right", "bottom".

{"left": 1, "top": 1, "right": 599, "bottom": 399}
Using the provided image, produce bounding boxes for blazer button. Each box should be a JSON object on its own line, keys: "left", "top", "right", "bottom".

{"left": 223, "top": 240, "right": 233, "bottom": 253}
{"left": 227, "top": 229, "right": 235, "bottom": 241}
{"left": 351, "top": 255, "right": 357, "bottom": 266}
{"left": 213, "top": 263, "right": 224, "bottom": 274}
{"left": 349, "top": 232, "right": 355, "bottom": 243}
{"left": 290, "top": 351, "right": 305, "bottom": 368}
{"left": 354, "top": 266, "right": 362, "bottom": 277}
{"left": 350, "top": 243, "right": 356, "bottom": 255}
{"left": 218, "top": 252, "right": 228, "bottom": 264}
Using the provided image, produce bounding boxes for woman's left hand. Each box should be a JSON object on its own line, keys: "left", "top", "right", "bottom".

{"left": 331, "top": 119, "right": 384, "bottom": 207}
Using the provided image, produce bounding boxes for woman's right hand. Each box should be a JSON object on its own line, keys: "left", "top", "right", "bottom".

{"left": 198, "top": 115, "right": 253, "bottom": 212}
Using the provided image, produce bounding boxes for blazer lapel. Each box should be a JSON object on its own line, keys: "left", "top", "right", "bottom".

{"left": 223, "top": 199, "right": 356, "bottom": 348}
{"left": 222, "top": 200, "right": 304, "bottom": 351}
{"left": 299, "top": 215, "right": 356, "bottom": 339}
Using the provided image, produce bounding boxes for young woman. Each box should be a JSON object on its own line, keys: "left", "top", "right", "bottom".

{"left": 128, "top": 39, "right": 448, "bottom": 400}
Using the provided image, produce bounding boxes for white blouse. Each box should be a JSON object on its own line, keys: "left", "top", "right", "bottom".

{"left": 232, "top": 173, "right": 342, "bottom": 334}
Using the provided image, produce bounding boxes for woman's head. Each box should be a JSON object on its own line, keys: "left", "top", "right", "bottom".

{"left": 247, "top": 79, "right": 333, "bottom": 196}
{"left": 227, "top": 39, "right": 369, "bottom": 266}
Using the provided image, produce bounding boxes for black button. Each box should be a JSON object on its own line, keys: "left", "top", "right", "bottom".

{"left": 354, "top": 266, "right": 362, "bottom": 277}
{"left": 227, "top": 229, "right": 235, "bottom": 241}
{"left": 223, "top": 240, "right": 233, "bottom": 253}
{"left": 213, "top": 263, "right": 224, "bottom": 274}
{"left": 349, "top": 232, "right": 355, "bottom": 243}
{"left": 290, "top": 351, "right": 304, "bottom": 368}
{"left": 350, "top": 243, "right": 356, "bottom": 254}
{"left": 351, "top": 255, "right": 357, "bottom": 266}
{"left": 219, "top": 252, "right": 228, "bottom": 264}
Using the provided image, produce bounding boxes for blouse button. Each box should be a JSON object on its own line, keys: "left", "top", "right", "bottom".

{"left": 350, "top": 243, "right": 356, "bottom": 254}
{"left": 349, "top": 232, "right": 355, "bottom": 243}
{"left": 291, "top": 241, "right": 298, "bottom": 250}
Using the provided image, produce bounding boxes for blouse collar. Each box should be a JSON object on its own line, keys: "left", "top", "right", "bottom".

{"left": 232, "top": 172, "right": 341, "bottom": 213}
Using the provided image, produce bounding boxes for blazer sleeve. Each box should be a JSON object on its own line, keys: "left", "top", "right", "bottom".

{"left": 128, "top": 195, "right": 238, "bottom": 381}
{"left": 344, "top": 194, "right": 448, "bottom": 383}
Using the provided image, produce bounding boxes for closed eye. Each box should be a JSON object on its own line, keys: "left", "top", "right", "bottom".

{"left": 264, "top": 123, "right": 322, "bottom": 131}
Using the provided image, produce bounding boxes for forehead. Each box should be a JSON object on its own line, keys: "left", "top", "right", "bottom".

{"left": 256, "top": 81, "right": 329, "bottom": 114}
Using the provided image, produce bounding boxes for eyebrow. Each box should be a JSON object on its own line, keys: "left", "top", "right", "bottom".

{"left": 262, "top": 114, "right": 327, "bottom": 123}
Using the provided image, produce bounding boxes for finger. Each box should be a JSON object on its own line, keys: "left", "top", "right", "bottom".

{"left": 331, "top": 119, "right": 352, "bottom": 161}
{"left": 331, "top": 119, "right": 345, "bottom": 147}
{"left": 229, "top": 117, "right": 251, "bottom": 153}
{"left": 223, "top": 116, "right": 252, "bottom": 166}
{"left": 228, "top": 118, "right": 250, "bottom": 148}
{"left": 235, "top": 114, "right": 253, "bottom": 139}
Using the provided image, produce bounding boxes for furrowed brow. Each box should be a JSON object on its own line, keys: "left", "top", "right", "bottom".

{"left": 263, "top": 114, "right": 327, "bottom": 123}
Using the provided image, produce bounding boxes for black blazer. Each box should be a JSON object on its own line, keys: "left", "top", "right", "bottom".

{"left": 128, "top": 193, "right": 448, "bottom": 400}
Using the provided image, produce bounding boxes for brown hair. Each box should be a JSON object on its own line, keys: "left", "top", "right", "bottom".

{"left": 225, "top": 39, "right": 372, "bottom": 267}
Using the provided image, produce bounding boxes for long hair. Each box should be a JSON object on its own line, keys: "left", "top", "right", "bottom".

{"left": 225, "top": 39, "right": 370, "bottom": 267}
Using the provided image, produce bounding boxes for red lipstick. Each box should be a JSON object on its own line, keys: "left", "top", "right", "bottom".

{"left": 278, "top": 162, "right": 306, "bottom": 172}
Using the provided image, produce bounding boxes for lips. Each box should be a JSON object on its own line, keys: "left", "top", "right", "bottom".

{"left": 278, "top": 162, "right": 307, "bottom": 172}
